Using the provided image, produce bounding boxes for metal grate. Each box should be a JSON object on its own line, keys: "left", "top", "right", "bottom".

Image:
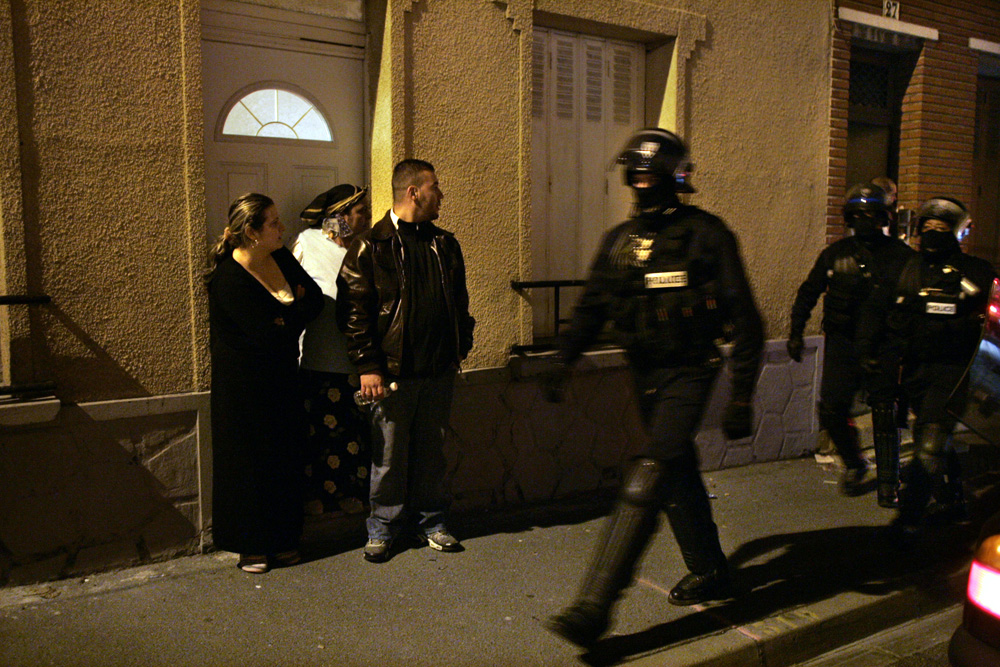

{"left": 585, "top": 44, "right": 603, "bottom": 123}
{"left": 849, "top": 60, "right": 889, "bottom": 109}
{"left": 532, "top": 34, "right": 546, "bottom": 118}
{"left": 555, "top": 39, "right": 575, "bottom": 119}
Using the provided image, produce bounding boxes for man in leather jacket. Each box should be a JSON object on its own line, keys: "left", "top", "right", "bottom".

{"left": 544, "top": 128, "right": 764, "bottom": 648}
{"left": 861, "top": 197, "right": 997, "bottom": 538}
{"left": 787, "top": 183, "right": 914, "bottom": 506}
{"left": 337, "top": 159, "right": 475, "bottom": 562}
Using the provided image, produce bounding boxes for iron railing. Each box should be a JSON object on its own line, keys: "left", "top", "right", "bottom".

{"left": 509, "top": 279, "right": 586, "bottom": 355}
{"left": 0, "top": 294, "right": 55, "bottom": 397}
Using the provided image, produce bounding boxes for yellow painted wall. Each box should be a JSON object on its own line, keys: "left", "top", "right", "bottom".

{"left": 2, "top": 0, "right": 833, "bottom": 401}
{"left": 402, "top": 0, "right": 527, "bottom": 368}
{"left": 679, "top": 0, "right": 833, "bottom": 338}
{"left": 3, "top": 0, "right": 207, "bottom": 401}
{"left": 372, "top": 0, "right": 833, "bottom": 358}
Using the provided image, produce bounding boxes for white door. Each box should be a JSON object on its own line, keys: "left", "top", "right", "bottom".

{"left": 201, "top": 3, "right": 366, "bottom": 244}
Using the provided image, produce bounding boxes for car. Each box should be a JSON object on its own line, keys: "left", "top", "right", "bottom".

{"left": 949, "top": 277, "right": 1000, "bottom": 667}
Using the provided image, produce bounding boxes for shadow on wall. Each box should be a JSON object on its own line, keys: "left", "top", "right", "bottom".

{"left": 0, "top": 406, "right": 199, "bottom": 586}
{"left": 41, "top": 304, "right": 150, "bottom": 401}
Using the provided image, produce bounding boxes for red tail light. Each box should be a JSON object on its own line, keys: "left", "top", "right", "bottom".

{"left": 969, "top": 561, "right": 1000, "bottom": 618}
{"left": 990, "top": 279, "right": 1000, "bottom": 323}
{"left": 969, "top": 536, "right": 1000, "bottom": 618}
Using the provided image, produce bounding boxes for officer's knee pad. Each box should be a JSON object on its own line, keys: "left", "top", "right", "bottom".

{"left": 916, "top": 449, "right": 946, "bottom": 479}
{"left": 621, "top": 458, "right": 666, "bottom": 507}
{"left": 914, "top": 423, "right": 950, "bottom": 458}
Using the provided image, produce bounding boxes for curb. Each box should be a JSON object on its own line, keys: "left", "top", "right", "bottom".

{"left": 613, "top": 566, "right": 967, "bottom": 666}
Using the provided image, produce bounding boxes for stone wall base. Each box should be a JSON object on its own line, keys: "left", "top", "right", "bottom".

{"left": 0, "top": 337, "right": 821, "bottom": 585}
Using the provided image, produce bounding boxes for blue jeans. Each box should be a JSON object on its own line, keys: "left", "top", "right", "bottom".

{"left": 366, "top": 370, "right": 456, "bottom": 541}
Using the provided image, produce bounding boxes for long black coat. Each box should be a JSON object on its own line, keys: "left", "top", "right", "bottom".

{"left": 208, "top": 247, "right": 322, "bottom": 554}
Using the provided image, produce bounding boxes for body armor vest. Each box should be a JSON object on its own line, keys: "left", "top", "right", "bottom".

{"left": 892, "top": 255, "right": 982, "bottom": 361}
{"left": 823, "top": 239, "right": 875, "bottom": 332}
{"left": 605, "top": 214, "right": 723, "bottom": 363}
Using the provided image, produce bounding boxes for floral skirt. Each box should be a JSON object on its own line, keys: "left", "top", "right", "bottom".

{"left": 300, "top": 369, "right": 371, "bottom": 515}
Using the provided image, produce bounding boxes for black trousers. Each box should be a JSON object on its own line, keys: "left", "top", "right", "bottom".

{"left": 631, "top": 363, "right": 727, "bottom": 574}
{"left": 903, "top": 362, "right": 967, "bottom": 432}
{"left": 633, "top": 363, "right": 719, "bottom": 462}
{"left": 818, "top": 332, "right": 866, "bottom": 468}
{"left": 899, "top": 361, "right": 969, "bottom": 521}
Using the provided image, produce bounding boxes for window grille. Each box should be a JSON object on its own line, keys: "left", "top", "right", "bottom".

{"left": 221, "top": 87, "right": 332, "bottom": 142}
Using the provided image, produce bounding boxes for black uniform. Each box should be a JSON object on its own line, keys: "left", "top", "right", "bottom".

{"left": 562, "top": 205, "right": 763, "bottom": 458}
{"left": 547, "top": 203, "right": 763, "bottom": 645}
{"left": 789, "top": 232, "right": 913, "bottom": 502}
{"left": 878, "top": 245, "right": 996, "bottom": 527}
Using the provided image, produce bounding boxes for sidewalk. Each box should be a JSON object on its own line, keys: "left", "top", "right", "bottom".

{"left": 2, "top": 444, "right": 998, "bottom": 667}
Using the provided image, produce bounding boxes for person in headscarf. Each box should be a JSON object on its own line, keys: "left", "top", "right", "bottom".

{"left": 291, "top": 184, "right": 373, "bottom": 515}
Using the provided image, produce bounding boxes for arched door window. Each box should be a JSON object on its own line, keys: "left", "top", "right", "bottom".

{"left": 217, "top": 83, "right": 334, "bottom": 144}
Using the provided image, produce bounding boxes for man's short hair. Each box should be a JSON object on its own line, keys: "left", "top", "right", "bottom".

{"left": 392, "top": 159, "right": 435, "bottom": 202}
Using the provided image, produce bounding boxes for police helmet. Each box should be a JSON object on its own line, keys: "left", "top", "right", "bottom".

{"left": 842, "top": 183, "right": 892, "bottom": 224}
{"left": 616, "top": 128, "right": 695, "bottom": 193}
{"left": 917, "top": 197, "right": 971, "bottom": 239}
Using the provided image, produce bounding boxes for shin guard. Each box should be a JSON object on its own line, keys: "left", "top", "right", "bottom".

{"left": 871, "top": 403, "right": 900, "bottom": 507}
{"left": 571, "top": 458, "right": 664, "bottom": 612}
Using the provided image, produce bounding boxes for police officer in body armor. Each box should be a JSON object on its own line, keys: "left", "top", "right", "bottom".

{"left": 868, "top": 198, "right": 997, "bottom": 536}
{"left": 543, "top": 128, "right": 764, "bottom": 648}
{"left": 787, "top": 184, "right": 914, "bottom": 507}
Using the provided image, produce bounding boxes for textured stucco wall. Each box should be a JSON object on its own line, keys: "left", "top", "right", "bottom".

{"left": 374, "top": 0, "right": 832, "bottom": 367}
{"left": 679, "top": 0, "right": 833, "bottom": 338}
{"left": 402, "top": 0, "right": 527, "bottom": 369}
{"left": 233, "top": 0, "right": 363, "bottom": 21}
{"left": 9, "top": 0, "right": 206, "bottom": 401}
{"left": 0, "top": 1, "right": 26, "bottom": 386}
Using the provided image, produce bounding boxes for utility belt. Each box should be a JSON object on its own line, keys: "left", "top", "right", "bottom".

{"left": 610, "top": 269, "right": 724, "bottom": 359}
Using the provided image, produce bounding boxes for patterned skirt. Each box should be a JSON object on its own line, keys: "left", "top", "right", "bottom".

{"left": 300, "top": 369, "right": 371, "bottom": 515}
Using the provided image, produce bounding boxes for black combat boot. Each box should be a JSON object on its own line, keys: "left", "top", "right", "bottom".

{"left": 820, "top": 405, "right": 867, "bottom": 496}
{"left": 661, "top": 454, "right": 733, "bottom": 606}
{"left": 927, "top": 448, "right": 970, "bottom": 525}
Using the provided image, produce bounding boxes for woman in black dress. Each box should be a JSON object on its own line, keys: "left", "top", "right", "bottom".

{"left": 207, "top": 193, "right": 322, "bottom": 573}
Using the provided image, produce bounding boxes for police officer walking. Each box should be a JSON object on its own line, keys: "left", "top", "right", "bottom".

{"left": 787, "top": 184, "right": 914, "bottom": 506}
{"left": 543, "top": 128, "right": 764, "bottom": 648}
{"left": 864, "top": 197, "right": 997, "bottom": 537}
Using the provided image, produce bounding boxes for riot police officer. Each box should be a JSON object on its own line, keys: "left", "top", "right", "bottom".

{"left": 874, "top": 197, "right": 997, "bottom": 536}
{"left": 543, "top": 128, "right": 764, "bottom": 648}
{"left": 787, "top": 183, "right": 914, "bottom": 506}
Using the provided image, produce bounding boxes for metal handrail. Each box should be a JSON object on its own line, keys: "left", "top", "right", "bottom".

{"left": 510, "top": 279, "right": 587, "bottom": 355}
{"left": 0, "top": 381, "right": 56, "bottom": 395}
{"left": 0, "top": 294, "right": 55, "bottom": 397}
{"left": 0, "top": 295, "right": 51, "bottom": 305}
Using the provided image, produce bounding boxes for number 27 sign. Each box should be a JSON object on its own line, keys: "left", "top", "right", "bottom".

{"left": 883, "top": 0, "right": 900, "bottom": 19}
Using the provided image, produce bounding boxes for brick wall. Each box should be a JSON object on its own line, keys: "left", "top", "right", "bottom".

{"left": 830, "top": 0, "right": 1000, "bottom": 241}
{"left": 829, "top": 24, "right": 851, "bottom": 245}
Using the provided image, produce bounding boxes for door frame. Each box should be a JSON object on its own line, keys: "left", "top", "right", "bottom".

{"left": 201, "top": 0, "right": 370, "bottom": 197}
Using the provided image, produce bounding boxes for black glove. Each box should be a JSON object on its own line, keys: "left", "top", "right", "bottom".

{"left": 540, "top": 360, "right": 570, "bottom": 403}
{"left": 722, "top": 401, "right": 753, "bottom": 440}
{"left": 786, "top": 334, "right": 804, "bottom": 363}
